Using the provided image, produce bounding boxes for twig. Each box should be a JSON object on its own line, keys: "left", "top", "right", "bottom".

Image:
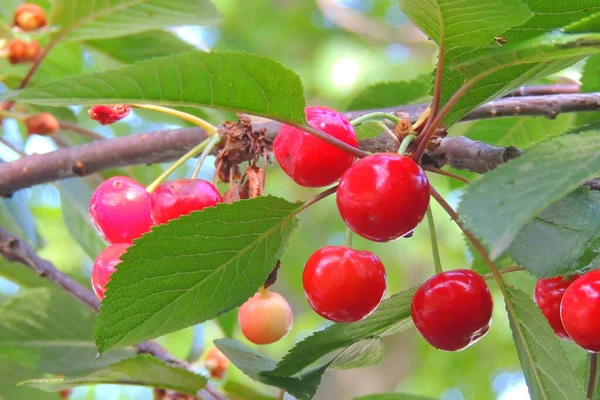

{"left": 420, "top": 34, "right": 445, "bottom": 137}
{"left": 589, "top": 353, "right": 598, "bottom": 399}
{"left": 422, "top": 165, "right": 471, "bottom": 185}
{"left": 482, "top": 265, "right": 525, "bottom": 281}
{"left": 0, "top": 226, "right": 226, "bottom": 400}
{"left": 505, "top": 83, "right": 580, "bottom": 97}
{"left": 0, "top": 137, "right": 25, "bottom": 156}
{"left": 59, "top": 121, "right": 105, "bottom": 141}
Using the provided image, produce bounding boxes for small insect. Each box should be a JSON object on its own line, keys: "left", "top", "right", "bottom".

{"left": 494, "top": 36, "right": 508, "bottom": 46}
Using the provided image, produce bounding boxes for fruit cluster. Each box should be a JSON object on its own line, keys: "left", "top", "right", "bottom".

{"left": 5, "top": 4, "right": 47, "bottom": 65}
{"left": 534, "top": 271, "right": 600, "bottom": 352}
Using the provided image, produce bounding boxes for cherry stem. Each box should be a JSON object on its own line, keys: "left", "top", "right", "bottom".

{"left": 131, "top": 104, "right": 219, "bottom": 135}
{"left": 420, "top": 35, "right": 445, "bottom": 138}
{"left": 398, "top": 134, "right": 416, "bottom": 155}
{"left": 376, "top": 121, "right": 400, "bottom": 144}
{"left": 289, "top": 122, "right": 368, "bottom": 159}
{"left": 0, "top": 137, "right": 25, "bottom": 157}
{"left": 146, "top": 137, "right": 211, "bottom": 193}
{"left": 344, "top": 228, "right": 354, "bottom": 248}
{"left": 412, "top": 106, "right": 431, "bottom": 130}
{"left": 426, "top": 207, "right": 443, "bottom": 274}
{"left": 277, "top": 390, "right": 285, "bottom": 400}
{"left": 588, "top": 353, "right": 598, "bottom": 399}
{"left": 423, "top": 165, "right": 471, "bottom": 185}
{"left": 190, "top": 133, "right": 222, "bottom": 179}
{"left": 482, "top": 265, "right": 524, "bottom": 281}
{"left": 294, "top": 185, "right": 338, "bottom": 216}
{"left": 350, "top": 112, "right": 401, "bottom": 127}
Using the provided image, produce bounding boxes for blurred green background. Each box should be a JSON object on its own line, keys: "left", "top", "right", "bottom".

{"left": 0, "top": 1, "right": 589, "bottom": 399}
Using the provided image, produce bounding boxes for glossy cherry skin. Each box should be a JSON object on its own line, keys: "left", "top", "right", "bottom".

{"left": 91, "top": 243, "right": 130, "bottom": 300}
{"left": 561, "top": 270, "right": 600, "bottom": 352}
{"left": 89, "top": 176, "right": 154, "bottom": 244}
{"left": 151, "top": 179, "right": 223, "bottom": 224}
{"left": 411, "top": 269, "right": 493, "bottom": 351}
{"left": 238, "top": 290, "right": 293, "bottom": 345}
{"left": 204, "top": 348, "right": 230, "bottom": 379}
{"left": 303, "top": 246, "right": 386, "bottom": 322}
{"left": 336, "top": 153, "right": 430, "bottom": 242}
{"left": 88, "top": 105, "right": 131, "bottom": 125}
{"left": 273, "top": 106, "right": 358, "bottom": 187}
{"left": 533, "top": 274, "right": 579, "bottom": 340}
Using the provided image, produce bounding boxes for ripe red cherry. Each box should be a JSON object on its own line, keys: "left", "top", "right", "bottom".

{"left": 204, "top": 348, "right": 230, "bottom": 379}
{"left": 303, "top": 246, "right": 386, "bottom": 322}
{"left": 336, "top": 153, "right": 430, "bottom": 242}
{"left": 91, "top": 243, "right": 130, "bottom": 300}
{"left": 89, "top": 176, "right": 154, "bottom": 244}
{"left": 273, "top": 106, "right": 358, "bottom": 187}
{"left": 561, "top": 270, "right": 600, "bottom": 352}
{"left": 88, "top": 105, "right": 131, "bottom": 125}
{"left": 150, "top": 179, "right": 223, "bottom": 224}
{"left": 533, "top": 274, "right": 579, "bottom": 340}
{"left": 411, "top": 269, "right": 493, "bottom": 351}
{"left": 238, "top": 289, "right": 293, "bottom": 345}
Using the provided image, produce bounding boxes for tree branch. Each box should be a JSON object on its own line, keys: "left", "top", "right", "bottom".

{"left": 1, "top": 92, "right": 599, "bottom": 196}
{"left": 0, "top": 226, "right": 225, "bottom": 400}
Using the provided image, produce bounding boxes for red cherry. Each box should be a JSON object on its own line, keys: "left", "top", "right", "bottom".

{"left": 88, "top": 105, "right": 131, "bottom": 125}
{"left": 238, "top": 289, "right": 293, "bottom": 345}
{"left": 89, "top": 176, "right": 154, "bottom": 244}
{"left": 411, "top": 269, "right": 493, "bottom": 351}
{"left": 303, "top": 246, "right": 386, "bottom": 322}
{"left": 91, "top": 243, "right": 130, "bottom": 300}
{"left": 561, "top": 270, "right": 600, "bottom": 352}
{"left": 273, "top": 106, "right": 358, "bottom": 187}
{"left": 204, "top": 348, "right": 230, "bottom": 379}
{"left": 336, "top": 153, "right": 430, "bottom": 242}
{"left": 533, "top": 275, "right": 579, "bottom": 340}
{"left": 150, "top": 179, "right": 223, "bottom": 224}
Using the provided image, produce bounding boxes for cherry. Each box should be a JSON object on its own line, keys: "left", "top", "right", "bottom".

{"left": 25, "top": 112, "right": 60, "bottom": 135}
{"left": 273, "top": 106, "right": 358, "bottom": 187}
{"left": 89, "top": 176, "right": 154, "bottom": 244}
{"left": 204, "top": 348, "right": 230, "bottom": 379}
{"left": 561, "top": 270, "right": 600, "bottom": 352}
{"left": 533, "top": 274, "right": 579, "bottom": 340}
{"left": 13, "top": 3, "right": 47, "bottom": 31}
{"left": 238, "top": 289, "right": 293, "bottom": 345}
{"left": 336, "top": 153, "right": 430, "bottom": 242}
{"left": 88, "top": 105, "right": 131, "bottom": 125}
{"left": 91, "top": 243, "right": 130, "bottom": 300}
{"left": 303, "top": 246, "right": 386, "bottom": 322}
{"left": 411, "top": 269, "right": 493, "bottom": 351}
{"left": 8, "top": 39, "right": 40, "bottom": 64}
{"left": 150, "top": 179, "right": 223, "bottom": 224}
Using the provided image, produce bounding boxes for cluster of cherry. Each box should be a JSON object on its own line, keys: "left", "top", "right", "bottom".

{"left": 3, "top": 4, "right": 46, "bottom": 64}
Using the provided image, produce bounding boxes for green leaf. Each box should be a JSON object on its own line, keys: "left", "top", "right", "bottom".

{"left": 459, "top": 126, "right": 600, "bottom": 259}
{"left": 505, "top": 287, "right": 587, "bottom": 400}
{"left": 271, "top": 287, "right": 416, "bottom": 377}
{"left": 577, "top": 55, "right": 600, "bottom": 126}
{"left": 94, "top": 196, "right": 301, "bottom": 353}
{"left": 22, "top": 354, "right": 207, "bottom": 394}
{"left": 85, "top": 30, "right": 198, "bottom": 64}
{"left": 346, "top": 75, "right": 431, "bottom": 111}
{"left": 5, "top": 51, "right": 307, "bottom": 125}
{"left": 0, "top": 190, "right": 39, "bottom": 248}
{"left": 0, "top": 258, "right": 52, "bottom": 288}
{"left": 510, "top": 188, "right": 600, "bottom": 278}
{"left": 215, "top": 338, "right": 325, "bottom": 400}
{"left": 0, "top": 362, "right": 60, "bottom": 400}
{"left": 0, "top": 288, "right": 132, "bottom": 375}
{"left": 353, "top": 123, "right": 386, "bottom": 140}
{"left": 455, "top": 32, "right": 600, "bottom": 79}
{"left": 223, "top": 380, "right": 276, "bottom": 400}
{"left": 354, "top": 395, "right": 437, "bottom": 400}
{"left": 330, "top": 338, "right": 384, "bottom": 370}
{"left": 564, "top": 12, "right": 600, "bottom": 33}
{"left": 396, "top": 0, "right": 531, "bottom": 50}
{"left": 57, "top": 179, "right": 107, "bottom": 260}
{"left": 462, "top": 114, "right": 575, "bottom": 150}
{"left": 51, "top": 0, "right": 221, "bottom": 41}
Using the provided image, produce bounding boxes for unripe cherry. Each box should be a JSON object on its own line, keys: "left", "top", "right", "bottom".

{"left": 150, "top": 179, "right": 223, "bottom": 224}
{"left": 91, "top": 243, "right": 130, "bottom": 300}
{"left": 303, "top": 246, "right": 386, "bottom": 322}
{"left": 238, "top": 289, "right": 293, "bottom": 345}
{"left": 25, "top": 113, "right": 60, "bottom": 136}
{"left": 204, "top": 348, "right": 230, "bottom": 379}
{"left": 13, "top": 3, "right": 47, "bottom": 31}
{"left": 533, "top": 274, "right": 579, "bottom": 340}
{"left": 8, "top": 39, "right": 40, "bottom": 64}
{"left": 273, "top": 106, "right": 358, "bottom": 187}
{"left": 89, "top": 176, "right": 154, "bottom": 244}
{"left": 88, "top": 105, "right": 131, "bottom": 125}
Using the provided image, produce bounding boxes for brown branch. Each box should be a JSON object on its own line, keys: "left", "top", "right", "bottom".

{"left": 0, "top": 226, "right": 226, "bottom": 400}
{"left": 505, "top": 83, "right": 580, "bottom": 97}
{"left": 1, "top": 92, "right": 600, "bottom": 196}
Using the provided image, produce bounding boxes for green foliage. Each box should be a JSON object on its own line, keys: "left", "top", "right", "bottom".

{"left": 459, "top": 125, "right": 600, "bottom": 259}
{"left": 270, "top": 287, "right": 416, "bottom": 377}
{"left": 4, "top": 51, "right": 308, "bottom": 125}
{"left": 223, "top": 380, "right": 276, "bottom": 400}
{"left": 0, "top": 191, "right": 39, "bottom": 247}
{"left": 577, "top": 55, "right": 600, "bottom": 126}
{"left": 215, "top": 338, "right": 326, "bottom": 400}
{"left": 396, "top": 0, "right": 531, "bottom": 51}
{"left": 0, "top": 288, "right": 132, "bottom": 376}
{"left": 330, "top": 338, "right": 384, "bottom": 370}
{"left": 355, "top": 395, "right": 438, "bottom": 400}
{"left": 347, "top": 75, "right": 431, "bottom": 111}
{"left": 94, "top": 196, "right": 301, "bottom": 353}
{"left": 510, "top": 188, "right": 600, "bottom": 278}
{"left": 51, "top": 0, "right": 221, "bottom": 41}
{"left": 506, "top": 287, "right": 587, "bottom": 400}
{"left": 22, "top": 354, "right": 207, "bottom": 393}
